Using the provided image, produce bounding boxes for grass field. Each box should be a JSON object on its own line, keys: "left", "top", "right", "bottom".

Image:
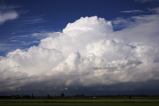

{"left": 1, "top": 98, "right": 159, "bottom": 106}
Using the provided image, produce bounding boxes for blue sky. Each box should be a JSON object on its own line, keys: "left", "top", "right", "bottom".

{"left": 1, "top": 0, "right": 159, "bottom": 96}
{"left": 0, "top": 0, "right": 158, "bottom": 55}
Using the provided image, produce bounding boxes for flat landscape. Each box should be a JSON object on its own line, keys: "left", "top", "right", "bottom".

{"left": 1, "top": 98, "right": 159, "bottom": 106}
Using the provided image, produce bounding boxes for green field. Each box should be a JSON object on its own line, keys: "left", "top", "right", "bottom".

{"left": 1, "top": 98, "right": 159, "bottom": 106}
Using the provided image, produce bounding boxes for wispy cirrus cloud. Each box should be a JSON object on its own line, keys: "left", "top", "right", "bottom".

{"left": 19, "top": 16, "right": 46, "bottom": 25}
{"left": 0, "top": 10, "right": 18, "bottom": 24}
{"left": 135, "top": 0, "right": 159, "bottom": 3}
{"left": 149, "top": 7, "right": 159, "bottom": 13}
{"left": 0, "top": 5, "right": 21, "bottom": 10}
{"left": 0, "top": 5, "right": 19, "bottom": 25}
{"left": 121, "top": 10, "right": 144, "bottom": 14}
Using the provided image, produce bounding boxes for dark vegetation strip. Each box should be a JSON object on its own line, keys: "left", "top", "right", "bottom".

{"left": 1, "top": 99, "right": 159, "bottom": 104}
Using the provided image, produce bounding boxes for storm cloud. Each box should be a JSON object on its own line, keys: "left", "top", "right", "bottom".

{"left": 0, "top": 15, "right": 159, "bottom": 95}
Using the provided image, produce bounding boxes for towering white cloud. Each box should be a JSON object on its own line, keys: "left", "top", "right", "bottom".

{"left": 0, "top": 16, "right": 159, "bottom": 92}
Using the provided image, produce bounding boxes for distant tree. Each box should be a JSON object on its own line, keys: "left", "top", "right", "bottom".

{"left": 61, "top": 93, "right": 64, "bottom": 97}
{"left": 31, "top": 93, "right": 34, "bottom": 98}
{"left": 47, "top": 94, "right": 51, "bottom": 99}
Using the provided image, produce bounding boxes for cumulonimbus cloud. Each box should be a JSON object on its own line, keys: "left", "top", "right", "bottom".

{"left": 0, "top": 16, "right": 159, "bottom": 92}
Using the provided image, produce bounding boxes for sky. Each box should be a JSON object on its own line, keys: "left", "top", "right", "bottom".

{"left": 0, "top": 0, "right": 159, "bottom": 96}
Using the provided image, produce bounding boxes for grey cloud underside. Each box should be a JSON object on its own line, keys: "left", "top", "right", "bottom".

{"left": 0, "top": 15, "right": 159, "bottom": 94}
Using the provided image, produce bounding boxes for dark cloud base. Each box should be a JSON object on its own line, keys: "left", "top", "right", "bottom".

{"left": 1, "top": 80, "right": 159, "bottom": 96}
